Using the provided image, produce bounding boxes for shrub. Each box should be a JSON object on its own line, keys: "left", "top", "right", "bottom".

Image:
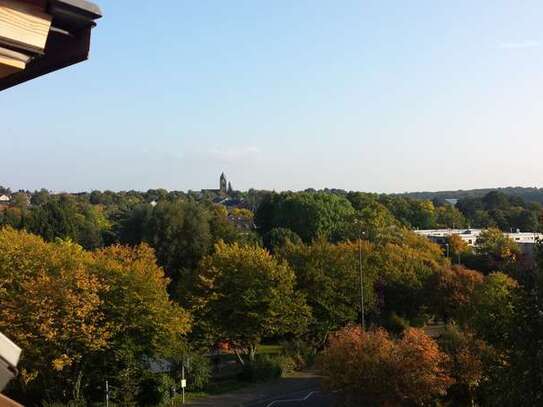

{"left": 42, "top": 402, "right": 86, "bottom": 407}
{"left": 237, "top": 355, "right": 282, "bottom": 382}
{"left": 280, "top": 339, "right": 317, "bottom": 369}
{"left": 383, "top": 312, "right": 410, "bottom": 335}
{"left": 184, "top": 353, "right": 212, "bottom": 391}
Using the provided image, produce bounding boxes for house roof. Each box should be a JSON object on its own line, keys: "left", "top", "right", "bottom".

{"left": 0, "top": 0, "right": 102, "bottom": 91}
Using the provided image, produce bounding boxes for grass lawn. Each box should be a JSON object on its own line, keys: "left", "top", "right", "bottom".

{"left": 256, "top": 344, "right": 283, "bottom": 355}
{"left": 185, "top": 379, "right": 251, "bottom": 402}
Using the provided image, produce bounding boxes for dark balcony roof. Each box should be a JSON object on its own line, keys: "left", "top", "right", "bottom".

{"left": 0, "top": 0, "right": 102, "bottom": 92}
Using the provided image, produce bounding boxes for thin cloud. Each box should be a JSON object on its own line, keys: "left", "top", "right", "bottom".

{"left": 497, "top": 40, "right": 540, "bottom": 49}
{"left": 208, "top": 146, "right": 261, "bottom": 163}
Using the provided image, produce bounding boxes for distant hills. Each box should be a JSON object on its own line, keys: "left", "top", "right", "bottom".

{"left": 399, "top": 187, "right": 543, "bottom": 204}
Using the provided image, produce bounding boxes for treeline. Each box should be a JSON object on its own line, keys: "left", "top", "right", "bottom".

{"left": 400, "top": 186, "right": 543, "bottom": 204}
{"left": 1, "top": 187, "right": 542, "bottom": 405}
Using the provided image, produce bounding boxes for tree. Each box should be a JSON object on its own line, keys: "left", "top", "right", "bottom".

{"left": 435, "top": 205, "right": 467, "bottom": 228}
{"left": 191, "top": 242, "right": 310, "bottom": 364}
{"left": 0, "top": 206, "right": 25, "bottom": 228}
{"left": 27, "top": 197, "right": 79, "bottom": 241}
{"left": 144, "top": 199, "right": 212, "bottom": 281}
{"left": 0, "top": 228, "right": 191, "bottom": 405}
{"left": 279, "top": 238, "right": 378, "bottom": 344}
{"left": 318, "top": 326, "right": 453, "bottom": 406}
{"left": 262, "top": 227, "right": 302, "bottom": 253}
{"left": 30, "top": 189, "right": 50, "bottom": 206}
{"left": 92, "top": 244, "right": 191, "bottom": 356}
{"left": 439, "top": 324, "right": 490, "bottom": 406}
{"left": 254, "top": 192, "right": 355, "bottom": 242}
{"left": 464, "top": 272, "right": 519, "bottom": 347}
{"left": 461, "top": 251, "right": 543, "bottom": 406}
{"left": 469, "top": 228, "right": 520, "bottom": 273}
{"left": 447, "top": 234, "right": 471, "bottom": 264}
{"left": 376, "top": 231, "right": 445, "bottom": 322}
{"left": 26, "top": 195, "right": 105, "bottom": 249}
{"left": 426, "top": 266, "right": 484, "bottom": 321}
{"left": 0, "top": 228, "right": 110, "bottom": 403}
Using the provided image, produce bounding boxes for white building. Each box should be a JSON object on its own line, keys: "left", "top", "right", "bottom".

{"left": 0, "top": 195, "right": 10, "bottom": 203}
{"left": 414, "top": 228, "right": 543, "bottom": 255}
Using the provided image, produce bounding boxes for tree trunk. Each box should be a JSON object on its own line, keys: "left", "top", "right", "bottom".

{"left": 249, "top": 344, "right": 257, "bottom": 362}
{"left": 234, "top": 349, "right": 245, "bottom": 366}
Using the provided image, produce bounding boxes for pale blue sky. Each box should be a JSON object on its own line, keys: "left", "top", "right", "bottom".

{"left": 2, "top": 1, "right": 542, "bottom": 193}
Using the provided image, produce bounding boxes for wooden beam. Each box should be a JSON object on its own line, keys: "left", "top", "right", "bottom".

{"left": 0, "top": 46, "right": 28, "bottom": 77}
{"left": 0, "top": 394, "right": 23, "bottom": 407}
{"left": 0, "top": 56, "right": 25, "bottom": 78}
{"left": 0, "top": 0, "right": 52, "bottom": 53}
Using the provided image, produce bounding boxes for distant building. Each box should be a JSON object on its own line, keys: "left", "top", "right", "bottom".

{"left": 415, "top": 228, "right": 543, "bottom": 255}
{"left": 220, "top": 172, "right": 227, "bottom": 194}
{"left": 202, "top": 172, "right": 230, "bottom": 196}
{"left": 0, "top": 195, "right": 10, "bottom": 203}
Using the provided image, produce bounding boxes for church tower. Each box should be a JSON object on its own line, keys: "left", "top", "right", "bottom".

{"left": 219, "top": 172, "right": 227, "bottom": 193}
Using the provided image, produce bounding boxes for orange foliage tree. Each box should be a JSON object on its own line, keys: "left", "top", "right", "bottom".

{"left": 319, "top": 326, "right": 453, "bottom": 406}
{"left": 426, "top": 265, "right": 484, "bottom": 321}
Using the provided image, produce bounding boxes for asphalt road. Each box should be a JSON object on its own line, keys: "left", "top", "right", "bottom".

{"left": 246, "top": 389, "right": 336, "bottom": 407}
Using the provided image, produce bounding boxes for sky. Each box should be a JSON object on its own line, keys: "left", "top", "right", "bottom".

{"left": 2, "top": 0, "right": 543, "bottom": 193}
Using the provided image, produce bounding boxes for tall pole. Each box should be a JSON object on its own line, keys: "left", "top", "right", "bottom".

{"left": 359, "top": 236, "right": 365, "bottom": 331}
{"left": 105, "top": 380, "right": 109, "bottom": 407}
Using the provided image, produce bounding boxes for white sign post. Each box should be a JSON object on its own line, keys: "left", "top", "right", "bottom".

{"left": 181, "top": 364, "right": 186, "bottom": 404}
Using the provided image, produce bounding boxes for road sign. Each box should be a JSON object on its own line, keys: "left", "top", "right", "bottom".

{"left": 181, "top": 379, "right": 186, "bottom": 388}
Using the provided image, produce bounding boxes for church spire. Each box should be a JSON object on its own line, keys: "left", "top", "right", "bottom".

{"left": 220, "top": 172, "right": 227, "bottom": 193}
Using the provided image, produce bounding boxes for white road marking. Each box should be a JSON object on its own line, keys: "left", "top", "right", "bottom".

{"left": 265, "top": 390, "right": 320, "bottom": 406}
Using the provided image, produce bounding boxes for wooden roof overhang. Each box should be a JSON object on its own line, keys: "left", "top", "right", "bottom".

{"left": 0, "top": 0, "right": 101, "bottom": 91}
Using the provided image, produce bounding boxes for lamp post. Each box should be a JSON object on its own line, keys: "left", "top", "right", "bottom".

{"left": 354, "top": 220, "right": 365, "bottom": 330}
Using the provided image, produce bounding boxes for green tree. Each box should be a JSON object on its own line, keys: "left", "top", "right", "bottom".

{"left": 262, "top": 227, "right": 302, "bottom": 253}
{"left": 435, "top": 205, "right": 467, "bottom": 228}
{"left": 466, "top": 228, "right": 520, "bottom": 273}
{"left": 279, "top": 238, "right": 378, "bottom": 344}
{"left": 464, "top": 272, "right": 519, "bottom": 347}
{"left": 255, "top": 192, "right": 355, "bottom": 242}
{"left": 144, "top": 199, "right": 212, "bottom": 280}
{"left": 191, "top": 242, "right": 310, "bottom": 364}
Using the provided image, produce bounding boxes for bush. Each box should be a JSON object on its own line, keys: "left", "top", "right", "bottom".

{"left": 383, "top": 312, "right": 410, "bottom": 335}
{"left": 237, "top": 355, "right": 283, "bottom": 382}
{"left": 42, "top": 402, "right": 86, "bottom": 407}
{"left": 137, "top": 371, "right": 197, "bottom": 407}
{"left": 184, "top": 353, "right": 212, "bottom": 391}
{"left": 280, "top": 339, "right": 316, "bottom": 369}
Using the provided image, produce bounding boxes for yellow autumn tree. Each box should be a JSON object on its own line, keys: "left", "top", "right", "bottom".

{"left": 92, "top": 243, "right": 192, "bottom": 354}
{"left": 0, "top": 228, "right": 110, "bottom": 400}
{"left": 0, "top": 228, "right": 192, "bottom": 404}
